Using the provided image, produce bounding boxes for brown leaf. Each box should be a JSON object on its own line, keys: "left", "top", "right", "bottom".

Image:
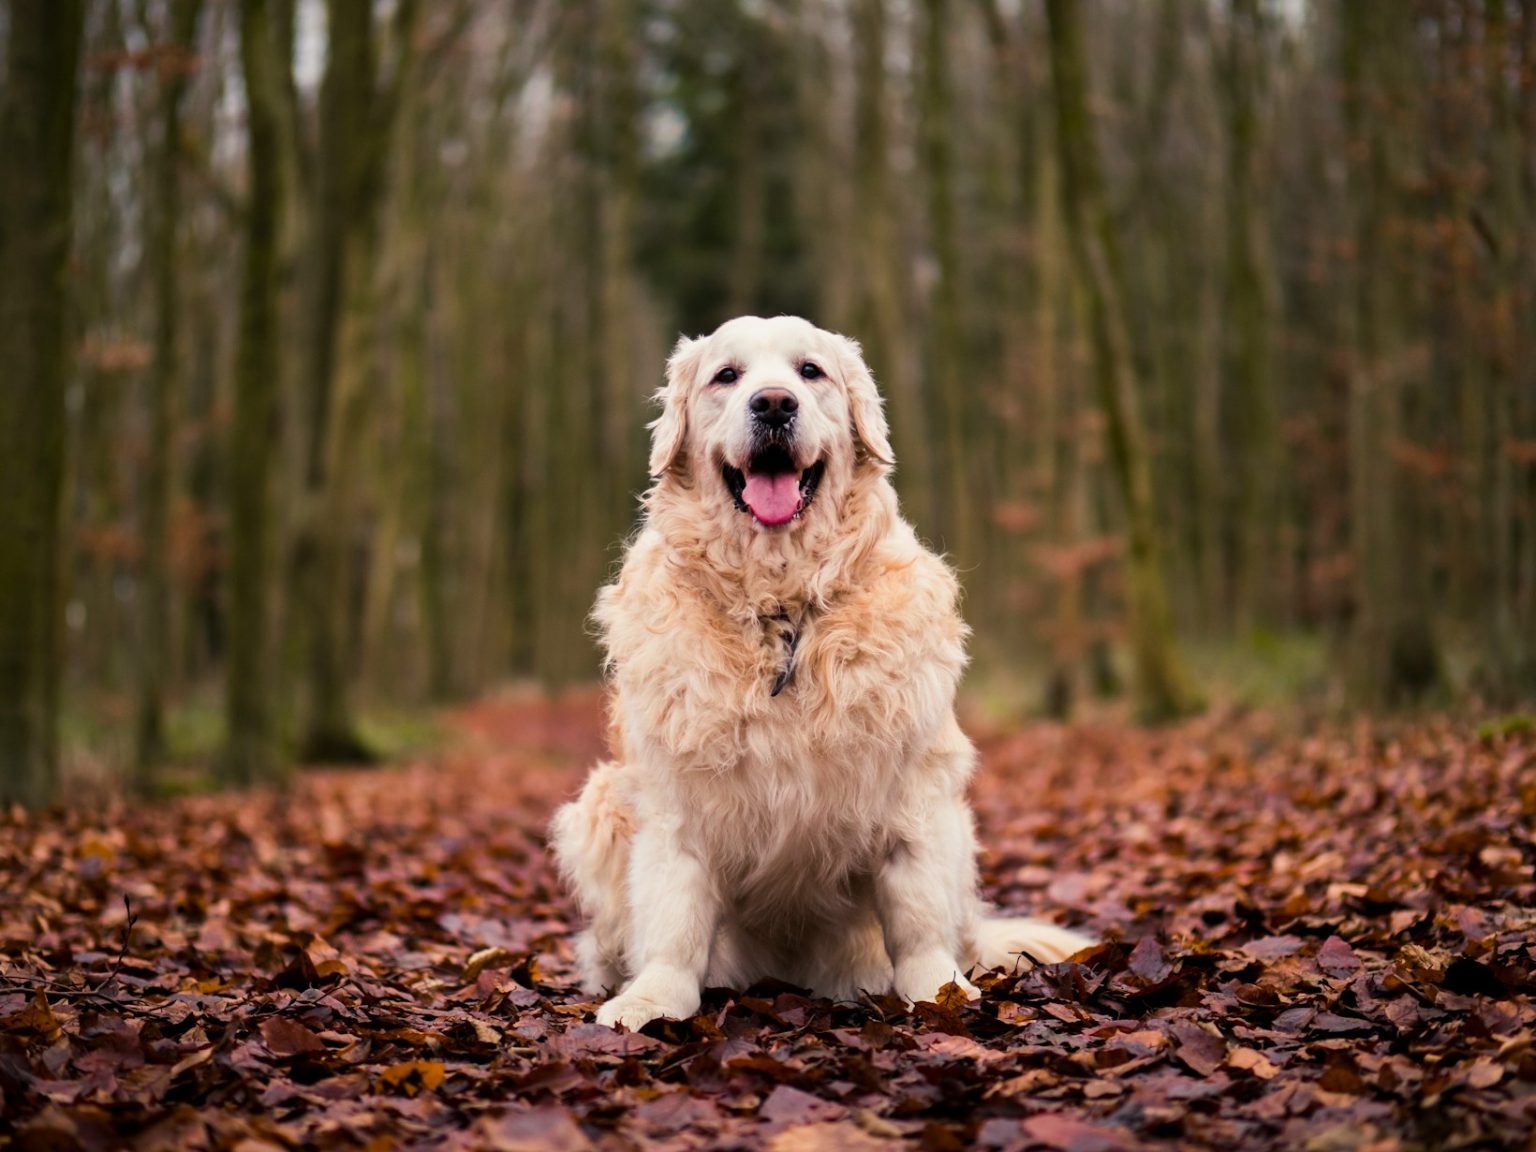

{"left": 258, "top": 1016, "right": 325, "bottom": 1058}
{"left": 545, "top": 1023, "right": 663, "bottom": 1058}
{"left": 4, "top": 992, "right": 63, "bottom": 1044}
{"left": 1227, "top": 1046, "right": 1280, "bottom": 1080}
{"left": 1461, "top": 1058, "right": 1504, "bottom": 1090}
{"left": 765, "top": 1122, "right": 893, "bottom": 1152}
{"left": 935, "top": 980, "right": 973, "bottom": 1010}
{"left": 463, "top": 946, "right": 516, "bottom": 983}
{"left": 1168, "top": 1020, "right": 1227, "bottom": 1077}
{"left": 1316, "top": 936, "right": 1363, "bottom": 977}
{"left": 168, "top": 1047, "right": 214, "bottom": 1080}
{"left": 1020, "top": 1112, "right": 1135, "bottom": 1152}
{"left": 1239, "top": 936, "right": 1306, "bottom": 963}
{"left": 377, "top": 1059, "right": 446, "bottom": 1096}
{"left": 1318, "top": 1054, "right": 1365, "bottom": 1094}
{"left": 918, "top": 1033, "right": 1011, "bottom": 1065}
{"left": 760, "top": 1085, "right": 846, "bottom": 1128}
{"left": 470, "top": 1106, "right": 593, "bottom": 1151}
{"left": 1126, "top": 936, "right": 1173, "bottom": 984}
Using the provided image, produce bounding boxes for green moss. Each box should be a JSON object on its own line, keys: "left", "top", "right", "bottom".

{"left": 60, "top": 684, "right": 446, "bottom": 799}
{"left": 357, "top": 708, "right": 446, "bottom": 762}
{"left": 1476, "top": 714, "right": 1536, "bottom": 744}
{"left": 1183, "top": 632, "right": 1332, "bottom": 711}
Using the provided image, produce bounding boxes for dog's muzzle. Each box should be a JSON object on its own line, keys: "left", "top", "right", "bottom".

{"left": 749, "top": 387, "right": 798, "bottom": 430}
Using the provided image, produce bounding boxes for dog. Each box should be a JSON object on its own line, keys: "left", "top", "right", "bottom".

{"left": 551, "top": 315, "right": 1091, "bottom": 1030}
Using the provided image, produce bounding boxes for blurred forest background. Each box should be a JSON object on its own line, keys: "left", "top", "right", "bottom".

{"left": 1, "top": 0, "right": 1534, "bottom": 804}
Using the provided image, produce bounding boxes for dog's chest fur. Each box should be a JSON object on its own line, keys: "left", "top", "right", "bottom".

{"left": 662, "top": 612, "right": 913, "bottom": 908}
{"left": 602, "top": 539, "right": 970, "bottom": 905}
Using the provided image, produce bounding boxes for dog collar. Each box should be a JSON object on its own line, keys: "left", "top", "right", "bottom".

{"left": 765, "top": 609, "right": 803, "bottom": 697}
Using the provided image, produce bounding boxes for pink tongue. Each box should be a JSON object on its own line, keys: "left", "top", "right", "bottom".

{"left": 742, "top": 471, "right": 802, "bottom": 525}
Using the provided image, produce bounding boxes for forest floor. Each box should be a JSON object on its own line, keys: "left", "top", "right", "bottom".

{"left": 2, "top": 691, "right": 1534, "bottom": 1151}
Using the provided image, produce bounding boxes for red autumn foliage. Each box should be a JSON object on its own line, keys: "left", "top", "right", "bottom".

{"left": 2, "top": 695, "right": 1533, "bottom": 1149}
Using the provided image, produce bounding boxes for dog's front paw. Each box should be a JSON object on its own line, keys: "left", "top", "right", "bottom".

{"left": 595, "top": 993, "right": 674, "bottom": 1031}
{"left": 895, "top": 953, "right": 980, "bottom": 1006}
{"left": 594, "top": 966, "right": 701, "bottom": 1031}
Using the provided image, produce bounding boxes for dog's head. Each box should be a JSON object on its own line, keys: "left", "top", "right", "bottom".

{"left": 649, "top": 316, "right": 893, "bottom": 530}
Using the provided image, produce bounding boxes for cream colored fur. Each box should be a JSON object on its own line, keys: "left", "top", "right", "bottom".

{"left": 550, "top": 316, "right": 1091, "bottom": 1030}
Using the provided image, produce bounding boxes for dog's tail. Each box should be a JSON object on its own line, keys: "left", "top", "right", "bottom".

{"left": 973, "top": 917, "right": 1094, "bottom": 974}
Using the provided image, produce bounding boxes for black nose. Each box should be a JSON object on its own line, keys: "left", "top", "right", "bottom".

{"left": 750, "top": 388, "right": 798, "bottom": 428}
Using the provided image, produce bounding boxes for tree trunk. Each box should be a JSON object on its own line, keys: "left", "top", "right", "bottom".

{"left": 597, "top": 0, "right": 643, "bottom": 587}
{"left": 0, "top": 1, "right": 85, "bottom": 807}
{"left": 918, "top": 0, "right": 970, "bottom": 561}
{"left": 292, "top": 0, "right": 372, "bottom": 763}
{"left": 1219, "top": 0, "right": 1278, "bottom": 634}
{"left": 1340, "top": 1, "right": 1441, "bottom": 707}
{"left": 1517, "top": 0, "right": 1536, "bottom": 672}
{"left": 852, "top": 0, "right": 931, "bottom": 531}
{"left": 294, "top": 0, "right": 418, "bottom": 761}
{"left": 1480, "top": 0, "right": 1527, "bottom": 695}
{"left": 134, "top": 0, "right": 205, "bottom": 792}
{"left": 222, "top": 0, "right": 287, "bottom": 788}
{"left": 1044, "top": 0, "right": 1201, "bottom": 722}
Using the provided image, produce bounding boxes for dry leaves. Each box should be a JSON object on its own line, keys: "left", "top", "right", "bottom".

{"left": 1, "top": 695, "right": 1534, "bottom": 1149}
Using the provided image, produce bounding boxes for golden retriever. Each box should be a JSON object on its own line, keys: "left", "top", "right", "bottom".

{"left": 551, "top": 315, "right": 1091, "bottom": 1030}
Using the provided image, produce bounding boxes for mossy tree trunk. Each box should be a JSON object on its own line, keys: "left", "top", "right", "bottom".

{"left": 222, "top": 0, "right": 287, "bottom": 788}
{"left": 1518, "top": 0, "right": 1536, "bottom": 675}
{"left": 852, "top": 0, "right": 931, "bottom": 532}
{"left": 1218, "top": 0, "right": 1278, "bottom": 635}
{"left": 1340, "top": 2, "right": 1443, "bottom": 707}
{"left": 292, "top": 0, "right": 373, "bottom": 763}
{"left": 0, "top": 1, "right": 85, "bottom": 808}
{"left": 294, "top": 0, "right": 419, "bottom": 762}
{"left": 917, "top": 0, "right": 971, "bottom": 562}
{"left": 134, "top": 0, "right": 205, "bottom": 792}
{"left": 1044, "top": 0, "right": 1201, "bottom": 723}
{"left": 1480, "top": 0, "right": 1529, "bottom": 696}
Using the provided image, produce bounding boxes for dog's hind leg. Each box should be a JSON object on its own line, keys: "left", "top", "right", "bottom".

{"left": 798, "top": 908, "right": 895, "bottom": 1001}
{"left": 550, "top": 762, "right": 634, "bottom": 994}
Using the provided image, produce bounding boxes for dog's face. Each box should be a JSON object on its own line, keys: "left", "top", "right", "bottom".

{"left": 649, "top": 316, "right": 893, "bottom": 530}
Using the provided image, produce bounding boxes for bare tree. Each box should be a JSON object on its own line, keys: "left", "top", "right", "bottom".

{"left": 293, "top": 0, "right": 419, "bottom": 761}
{"left": 1218, "top": 0, "right": 1278, "bottom": 633}
{"left": 0, "top": 1, "right": 85, "bottom": 806}
{"left": 134, "top": 0, "right": 206, "bottom": 790}
{"left": 1339, "top": 1, "right": 1442, "bottom": 706}
{"left": 223, "top": 0, "right": 287, "bottom": 787}
{"left": 1045, "top": 0, "right": 1201, "bottom": 721}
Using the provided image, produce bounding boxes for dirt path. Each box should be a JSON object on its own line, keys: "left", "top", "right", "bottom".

{"left": 2, "top": 695, "right": 1532, "bottom": 1149}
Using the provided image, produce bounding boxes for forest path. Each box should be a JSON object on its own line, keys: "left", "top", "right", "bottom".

{"left": 2, "top": 696, "right": 1533, "bottom": 1149}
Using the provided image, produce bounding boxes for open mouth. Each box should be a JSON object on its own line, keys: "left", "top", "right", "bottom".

{"left": 722, "top": 446, "right": 826, "bottom": 527}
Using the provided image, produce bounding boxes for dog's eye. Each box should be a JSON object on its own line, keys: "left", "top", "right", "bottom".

{"left": 799, "top": 362, "right": 824, "bottom": 380}
{"left": 712, "top": 366, "right": 740, "bottom": 385}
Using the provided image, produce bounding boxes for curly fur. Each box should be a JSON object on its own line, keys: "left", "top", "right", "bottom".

{"left": 551, "top": 316, "right": 1091, "bottom": 1030}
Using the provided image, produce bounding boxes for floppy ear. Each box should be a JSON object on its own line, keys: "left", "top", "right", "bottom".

{"left": 834, "top": 335, "right": 895, "bottom": 467}
{"left": 649, "top": 335, "right": 705, "bottom": 477}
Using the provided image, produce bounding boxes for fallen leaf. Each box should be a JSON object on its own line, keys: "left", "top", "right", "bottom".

{"left": 471, "top": 1106, "right": 593, "bottom": 1151}
{"left": 1227, "top": 1046, "right": 1280, "bottom": 1080}
{"left": 760, "top": 1085, "right": 845, "bottom": 1128}
{"left": 765, "top": 1122, "right": 893, "bottom": 1152}
{"left": 1021, "top": 1111, "right": 1134, "bottom": 1152}
{"left": 1317, "top": 936, "right": 1363, "bottom": 976}
{"left": 1168, "top": 1020, "right": 1227, "bottom": 1077}
{"left": 258, "top": 1017, "right": 325, "bottom": 1058}
{"left": 1126, "top": 936, "right": 1173, "bottom": 984}
{"left": 463, "top": 946, "right": 516, "bottom": 983}
{"left": 377, "top": 1060, "right": 446, "bottom": 1096}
